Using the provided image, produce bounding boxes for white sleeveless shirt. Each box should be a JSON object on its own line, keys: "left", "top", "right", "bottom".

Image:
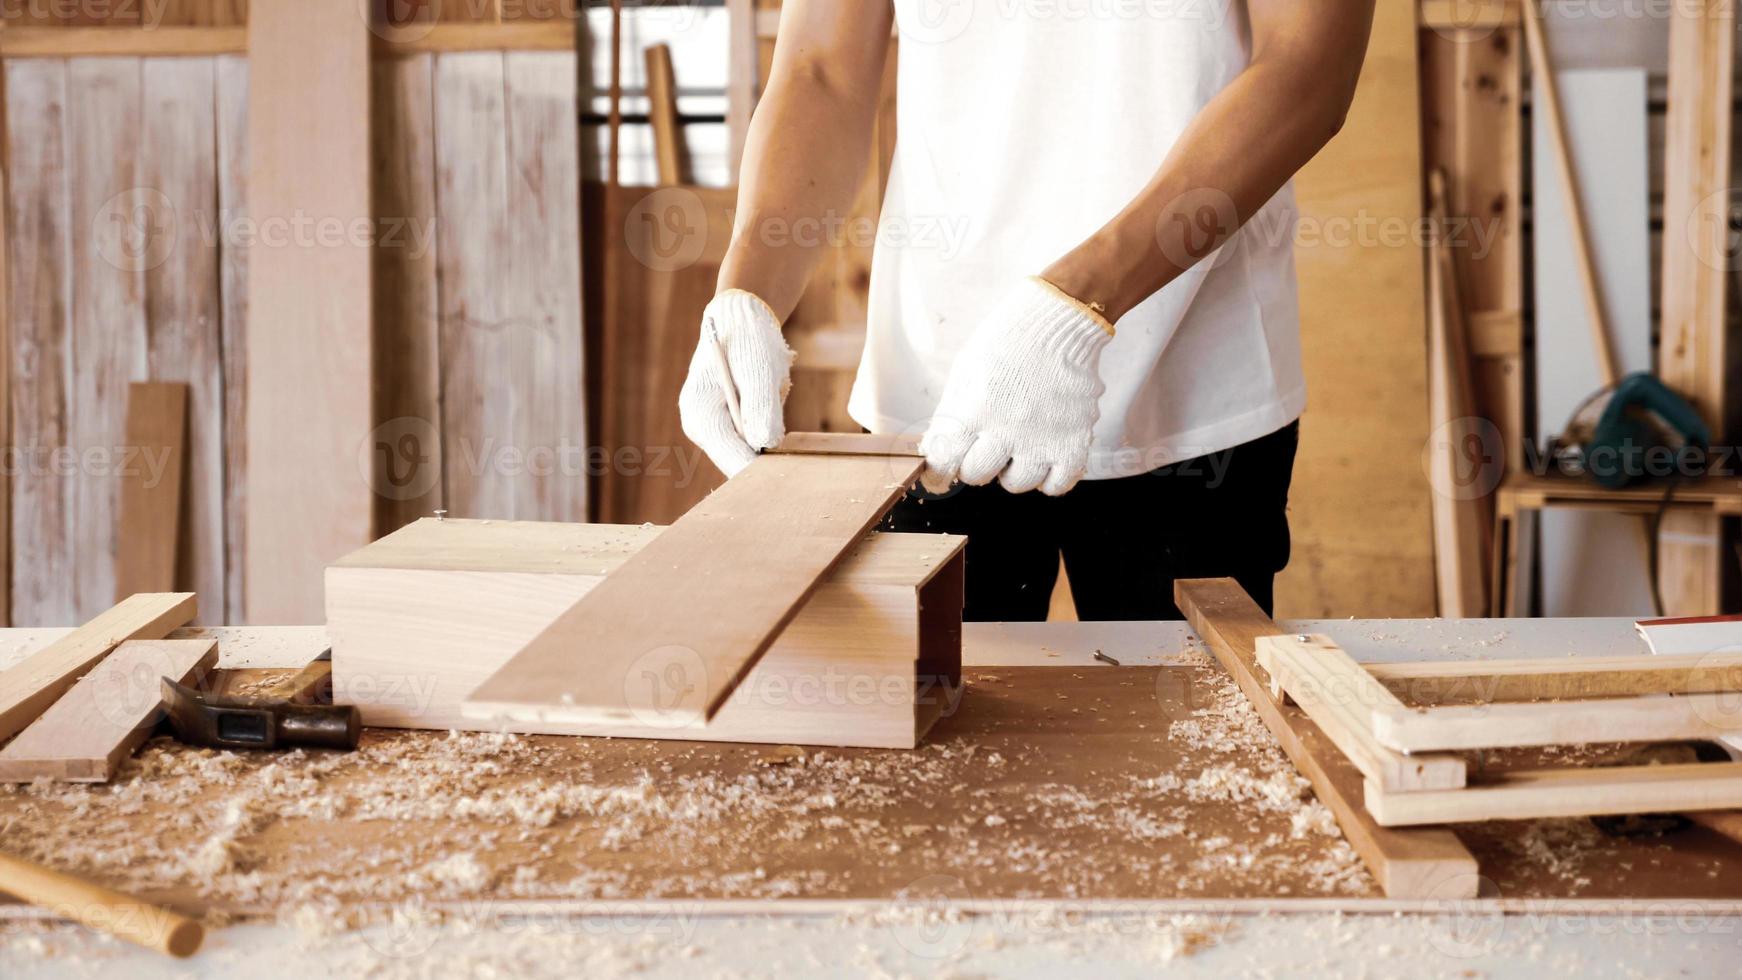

{"left": 848, "top": 0, "right": 1305, "bottom": 479}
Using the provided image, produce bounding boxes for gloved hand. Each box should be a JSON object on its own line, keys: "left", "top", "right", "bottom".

{"left": 678, "top": 289, "right": 796, "bottom": 477}
{"left": 919, "top": 276, "right": 1114, "bottom": 496}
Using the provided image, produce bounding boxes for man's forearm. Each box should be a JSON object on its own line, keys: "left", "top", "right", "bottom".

{"left": 717, "top": 59, "right": 887, "bottom": 320}
{"left": 1042, "top": 2, "right": 1375, "bottom": 324}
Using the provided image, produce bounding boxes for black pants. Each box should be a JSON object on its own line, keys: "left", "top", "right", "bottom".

{"left": 883, "top": 421, "right": 1299, "bottom": 622}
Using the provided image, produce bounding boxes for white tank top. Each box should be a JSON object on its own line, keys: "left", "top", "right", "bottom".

{"left": 848, "top": 0, "right": 1305, "bottom": 479}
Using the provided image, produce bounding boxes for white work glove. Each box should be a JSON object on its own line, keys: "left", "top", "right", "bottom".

{"left": 678, "top": 289, "right": 796, "bottom": 477}
{"left": 920, "top": 276, "right": 1114, "bottom": 496}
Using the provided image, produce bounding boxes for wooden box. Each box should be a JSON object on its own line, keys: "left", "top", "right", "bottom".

{"left": 325, "top": 518, "right": 965, "bottom": 748}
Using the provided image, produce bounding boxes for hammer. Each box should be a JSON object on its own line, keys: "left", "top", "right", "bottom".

{"left": 160, "top": 678, "right": 360, "bottom": 751}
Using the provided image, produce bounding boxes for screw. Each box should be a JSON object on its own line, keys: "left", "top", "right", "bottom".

{"left": 434, "top": 510, "right": 448, "bottom": 522}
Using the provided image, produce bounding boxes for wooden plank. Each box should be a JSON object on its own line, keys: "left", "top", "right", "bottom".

{"left": 1420, "top": 0, "right": 1520, "bottom": 30}
{"left": 113, "top": 383, "right": 187, "bottom": 598}
{"left": 66, "top": 57, "right": 144, "bottom": 623}
{"left": 465, "top": 452, "right": 923, "bottom": 728}
{"left": 1657, "top": 0, "right": 1734, "bottom": 618}
{"left": 0, "top": 592, "right": 195, "bottom": 744}
{"left": 0, "top": 638, "right": 215, "bottom": 782}
{"left": 1373, "top": 692, "right": 1742, "bottom": 752}
{"left": 1280, "top": 0, "right": 1436, "bottom": 617}
{"left": 0, "top": 54, "right": 10, "bottom": 629}
{"left": 644, "top": 43, "right": 685, "bottom": 185}
{"left": 0, "top": 26, "right": 247, "bottom": 58}
{"left": 1174, "top": 579, "right": 1479, "bottom": 898}
{"left": 433, "top": 52, "right": 587, "bottom": 523}
{"left": 371, "top": 53, "right": 443, "bottom": 535}
{"left": 725, "top": 0, "right": 759, "bottom": 182}
{"left": 1424, "top": 170, "right": 1491, "bottom": 617}
{"left": 1366, "top": 762, "right": 1742, "bottom": 826}
{"left": 245, "top": 0, "right": 375, "bottom": 624}
{"left": 140, "top": 57, "right": 225, "bottom": 622}
{"left": 773, "top": 431, "right": 920, "bottom": 457}
{"left": 1370, "top": 652, "right": 1742, "bottom": 704}
{"left": 4, "top": 60, "right": 74, "bottom": 626}
{"left": 372, "top": 21, "right": 576, "bottom": 57}
{"left": 1255, "top": 635, "right": 1466, "bottom": 792}
{"left": 214, "top": 54, "right": 248, "bottom": 625}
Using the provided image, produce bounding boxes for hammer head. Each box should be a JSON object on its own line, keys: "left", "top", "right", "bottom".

{"left": 160, "top": 678, "right": 361, "bottom": 752}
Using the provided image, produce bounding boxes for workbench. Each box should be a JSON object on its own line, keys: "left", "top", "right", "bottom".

{"left": 2, "top": 616, "right": 1738, "bottom": 977}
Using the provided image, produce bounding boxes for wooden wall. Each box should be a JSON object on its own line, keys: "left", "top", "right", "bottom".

{"left": 1, "top": 30, "right": 587, "bottom": 625}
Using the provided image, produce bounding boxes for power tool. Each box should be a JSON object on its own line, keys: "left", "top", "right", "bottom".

{"left": 1549, "top": 372, "right": 1711, "bottom": 489}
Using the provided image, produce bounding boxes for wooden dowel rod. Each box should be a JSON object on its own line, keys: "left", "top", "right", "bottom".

{"left": 0, "top": 851, "right": 204, "bottom": 958}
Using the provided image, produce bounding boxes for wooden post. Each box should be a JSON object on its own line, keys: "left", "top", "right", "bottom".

{"left": 244, "top": 0, "right": 375, "bottom": 623}
{"left": 1658, "top": 0, "right": 1735, "bottom": 616}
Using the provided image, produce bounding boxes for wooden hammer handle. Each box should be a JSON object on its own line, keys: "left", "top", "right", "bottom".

{"left": 0, "top": 851, "right": 203, "bottom": 958}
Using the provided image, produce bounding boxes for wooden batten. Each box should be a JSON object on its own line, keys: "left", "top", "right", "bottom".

{"left": 326, "top": 519, "right": 966, "bottom": 749}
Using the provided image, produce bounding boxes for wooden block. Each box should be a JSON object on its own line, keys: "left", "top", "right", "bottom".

{"left": 1368, "top": 653, "right": 1742, "bottom": 704}
{"left": 1366, "top": 763, "right": 1742, "bottom": 826}
{"left": 1372, "top": 693, "right": 1742, "bottom": 753}
{"left": 244, "top": 0, "right": 374, "bottom": 623}
{"left": 465, "top": 453, "right": 921, "bottom": 727}
{"left": 0, "top": 593, "right": 196, "bottom": 744}
{"left": 1255, "top": 635, "right": 1466, "bottom": 792}
{"left": 1174, "top": 579, "right": 1479, "bottom": 899}
{"left": 114, "top": 383, "right": 188, "bottom": 599}
{"left": 0, "top": 639, "right": 216, "bottom": 782}
{"left": 327, "top": 518, "right": 963, "bottom": 749}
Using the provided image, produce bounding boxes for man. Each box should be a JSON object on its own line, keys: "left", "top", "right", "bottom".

{"left": 679, "top": 0, "right": 1375, "bottom": 621}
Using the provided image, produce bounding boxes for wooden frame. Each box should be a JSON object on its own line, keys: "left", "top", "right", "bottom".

{"left": 1256, "top": 631, "right": 1742, "bottom": 827}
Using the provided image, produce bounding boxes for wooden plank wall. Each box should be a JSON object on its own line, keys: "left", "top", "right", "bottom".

{"left": 1, "top": 23, "right": 588, "bottom": 624}
{"left": 3, "top": 56, "right": 240, "bottom": 625}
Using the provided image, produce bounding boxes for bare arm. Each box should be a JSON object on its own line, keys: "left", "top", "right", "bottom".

{"left": 716, "top": 0, "right": 894, "bottom": 319}
{"left": 1040, "top": 0, "right": 1376, "bottom": 323}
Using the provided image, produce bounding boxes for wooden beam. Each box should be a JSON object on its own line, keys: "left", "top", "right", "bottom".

{"left": 465, "top": 452, "right": 923, "bottom": 728}
{"left": 1368, "top": 652, "right": 1742, "bottom": 704}
{"left": 1420, "top": 0, "right": 1520, "bottom": 31}
{"left": 1657, "top": 0, "right": 1735, "bottom": 617}
{"left": 1373, "top": 692, "right": 1742, "bottom": 753}
{"left": 114, "top": 383, "right": 188, "bottom": 599}
{"left": 725, "top": 0, "right": 760, "bottom": 182}
{"left": 1255, "top": 635, "right": 1467, "bottom": 792}
{"left": 0, "top": 639, "right": 216, "bottom": 782}
{"left": 0, "top": 593, "right": 195, "bottom": 744}
{"left": 645, "top": 42, "right": 686, "bottom": 185}
{"left": 0, "top": 26, "right": 247, "bottom": 58}
{"left": 371, "top": 21, "right": 576, "bottom": 57}
{"left": 1174, "top": 579, "right": 1479, "bottom": 898}
{"left": 1367, "top": 762, "right": 1742, "bottom": 826}
{"left": 0, "top": 54, "right": 10, "bottom": 628}
{"left": 244, "top": 0, "right": 375, "bottom": 623}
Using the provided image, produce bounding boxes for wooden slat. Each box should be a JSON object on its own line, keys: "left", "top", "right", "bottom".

{"left": 0, "top": 26, "right": 247, "bottom": 58}
{"left": 141, "top": 57, "right": 225, "bottom": 622}
{"left": 1420, "top": 0, "right": 1520, "bottom": 30}
{"left": 4, "top": 60, "right": 74, "bottom": 626}
{"left": 1373, "top": 692, "right": 1742, "bottom": 752}
{"left": 214, "top": 53, "right": 249, "bottom": 624}
{"left": 772, "top": 431, "right": 920, "bottom": 457}
{"left": 432, "top": 51, "right": 587, "bottom": 523}
{"left": 0, "top": 638, "right": 216, "bottom": 782}
{"left": 0, "top": 592, "right": 195, "bottom": 743}
{"left": 465, "top": 452, "right": 922, "bottom": 727}
{"left": 67, "top": 57, "right": 143, "bottom": 622}
{"left": 244, "top": 0, "right": 375, "bottom": 623}
{"left": 114, "top": 383, "right": 187, "bottom": 598}
{"left": 0, "top": 59, "right": 13, "bottom": 628}
{"left": 1657, "top": 0, "right": 1734, "bottom": 617}
{"left": 725, "top": 0, "right": 759, "bottom": 182}
{"left": 1369, "top": 652, "right": 1742, "bottom": 704}
{"left": 371, "top": 53, "right": 443, "bottom": 535}
{"left": 644, "top": 43, "right": 685, "bottom": 185}
{"left": 1174, "top": 579, "right": 1479, "bottom": 898}
{"left": 1366, "top": 762, "right": 1742, "bottom": 826}
{"left": 372, "top": 21, "right": 576, "bottom": 56}
{"left": 1255, "top": 635, "right": 1466, "bottom": 792}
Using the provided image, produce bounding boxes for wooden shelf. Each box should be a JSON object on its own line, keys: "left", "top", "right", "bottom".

{"left": 1497, "top": 472, "right": 1742, "bottom": 517}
